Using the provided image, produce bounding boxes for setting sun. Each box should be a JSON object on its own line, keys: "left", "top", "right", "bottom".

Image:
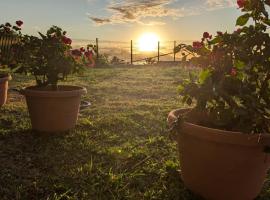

{"left": 138, "top": 33, "right": 159, "bottom": 52}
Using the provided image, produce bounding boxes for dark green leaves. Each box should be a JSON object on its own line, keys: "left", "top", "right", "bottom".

{"left": 236, "top": 13, "right": 250, "bottom": 26}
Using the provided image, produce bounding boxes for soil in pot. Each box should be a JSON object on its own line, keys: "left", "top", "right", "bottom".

{"left": 168, "top": 109, "right": 270, "bottom": 200}
{"left": 23, "top": 85, "right": 87, "bottom": 132}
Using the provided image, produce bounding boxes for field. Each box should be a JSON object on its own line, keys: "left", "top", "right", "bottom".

{"left": 0, "top": 65, "right": 270, "bottom": 200}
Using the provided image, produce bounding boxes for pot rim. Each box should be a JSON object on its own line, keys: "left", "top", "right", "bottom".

{"left": 168, "top": 108, "right": 270, "bottom": 146}
{"left": 22, "top": 85, "right": 87, "bottom": 98}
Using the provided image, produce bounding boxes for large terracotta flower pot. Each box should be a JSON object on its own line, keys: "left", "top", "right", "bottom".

{"left": 0, "top": 74, "right": 11, "bottom": 108}
{"left": 167, "top": 109, "right": 270, "bottom": 200}
{"left": 23, "top": 85, "right": 87, "bottom": 132}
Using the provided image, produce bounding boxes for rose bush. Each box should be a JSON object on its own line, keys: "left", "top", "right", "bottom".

{"left": 11, "top": 26, "right": 83, "bottom": 89}
{"left": 174, "top": 0, "right": 270, "bottom": 134}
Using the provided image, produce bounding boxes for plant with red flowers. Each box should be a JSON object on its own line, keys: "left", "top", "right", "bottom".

{"left": 174, "top": 0, "right": 270, "bottom": 134}
{"left": 12, "top": 26, "right": 83, "bottom": 89}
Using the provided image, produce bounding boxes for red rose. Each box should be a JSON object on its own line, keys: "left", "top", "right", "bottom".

{"left": 193, "top": 41, "right": 203, "bottom": 49}
{"left": 231, "top": 68, "right": 237, "bottom": 76}
{"left": 16, "top": 20, "right": 23, "bottom": 27}
{"left": 80, "top": 47, "right": 85, "bottom": 52}
{"left": 62, "top": 36, "right": 72, "bottom": 45}
{"left": 237, "top": 0, "right": 246, "bottom": 8}
{"left": 203, "top": 32, "right": 210, "bottom": 39}
{"left": 85, "top": 50, "right": 93, "bottom": 58}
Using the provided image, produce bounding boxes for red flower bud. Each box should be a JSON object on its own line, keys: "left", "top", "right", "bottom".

{"left": 16, "top": 20, "right": 23, "bottom": 27}
{"left": 85, "top": 50, "right": 93, "bottom": 58}
{"left": 231, "top": 68, "right": 237, "bottom": 76}
{"left": 62, "top": 36, "right": 72, "bottom": 45}
{"left": 80, "top": 47, "right": 85, "bottom": 52}
{"left": 203, "top": 32, "right": 210, "bottom": 39}
{"left": 237, "top": 0, "right": 246, "bottom": 8}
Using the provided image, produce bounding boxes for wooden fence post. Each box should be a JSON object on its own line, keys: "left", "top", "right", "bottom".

{"left": 174, "top": 41, "right": 176, "bottom": 62}
{"left": 131, "top": 40, "right": 133, "bottom": 65}
{"left": 96, "top": 38, "right": 99, "bottom": 64}
{"left": 158, "top": 41, "right": 160, "bottom": 62}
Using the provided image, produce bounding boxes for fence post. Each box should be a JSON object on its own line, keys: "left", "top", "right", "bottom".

{"left": 96, "top": 38, "right": 99, "bottom": 64}
{"left": 174, "top": 41, "right": 176, "bottom": 62}
{"left": 158, "top": 41, "right": 160, "bottom": 62}
{"left": 131, "top": 40, "right": 133, "bottom": 65}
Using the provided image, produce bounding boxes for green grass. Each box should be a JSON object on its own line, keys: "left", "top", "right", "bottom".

{"left": 0, "top": 65, "right": 269, "bottom": 200}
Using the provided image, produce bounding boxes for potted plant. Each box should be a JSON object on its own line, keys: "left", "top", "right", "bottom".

{"left": 12, "top": 26, "right": 86, "bottom": 132}
{"left": 168, "top": 0, "right": 270, "bottom": 199}
{"left": 0, "top": 20, "right": 22, "bottom": 107}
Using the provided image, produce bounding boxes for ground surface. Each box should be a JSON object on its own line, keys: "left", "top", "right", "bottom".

{"left": 0, "top": 65, "right": 269, "bottom": 200}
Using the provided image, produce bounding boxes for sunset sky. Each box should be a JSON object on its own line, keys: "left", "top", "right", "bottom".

{"left": 0, "top": 0, "right": 242, "bottom": 41}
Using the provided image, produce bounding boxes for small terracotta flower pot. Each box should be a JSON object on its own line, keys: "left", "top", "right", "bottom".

{"left": 0, "top": 74, "right": 11, "bottom": 108}
{"left": 168, "top": 108, "right": 270, "bottom": 200}
{"left": 23, "top": 85, "right": 87, "bottom": 132}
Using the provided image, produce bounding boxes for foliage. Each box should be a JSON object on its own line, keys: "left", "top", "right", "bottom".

{"left": 175, "top": 0, "right": 270, "bottom": 134}
{"left": 0, "top": 21, "right": 23, "bottom": 68}
{"left": 11, "top": 26, "right": 83, "bottom": 89}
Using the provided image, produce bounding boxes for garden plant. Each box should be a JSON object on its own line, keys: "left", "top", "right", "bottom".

{"left": 10, "top": 26, "right": 86, "bottom": 132}
{"left": 168, "top": 0, "right": 270, "bottom": 199}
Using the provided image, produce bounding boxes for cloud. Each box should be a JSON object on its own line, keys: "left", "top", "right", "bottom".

{"left": 205, "top": 0, "right": 235, "bottom": 10}
{"left": 88, "top": 0, "right": 182, "bottom": 25}
{"left": 88, "top": 0, "right": 236, "bottom": 26}
{"left": 89, "top": 17, "right": 111, "bottom": 24}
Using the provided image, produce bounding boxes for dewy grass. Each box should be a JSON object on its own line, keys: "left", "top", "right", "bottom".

{"left": 0, "top": 65, "right": 269, "bottom": 200}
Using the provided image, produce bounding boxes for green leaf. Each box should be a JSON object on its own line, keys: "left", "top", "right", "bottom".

{"left": 199, "top": 69, "right": 211, "bottom": 84}
{"left": 236, "top": 14, "right": 250, "bottom": 26}
{"left": 263, "top": 19, "right": 270, "bottom": 26}
{"left": 210, "top": 37, "right": 222, "bottom": 44}
{"left": 178, "top": 85, "right": 184, "bottom": 93}
{"left": 234, "top": 60, "right": 245, "bottom": 70}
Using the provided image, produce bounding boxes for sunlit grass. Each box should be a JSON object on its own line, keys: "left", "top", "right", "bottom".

{"left": 0, "top": 65, "right": 269, "bottom": 199}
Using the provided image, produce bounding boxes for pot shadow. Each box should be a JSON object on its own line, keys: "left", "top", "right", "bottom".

{"left": 0, "top": 129, "right": 118, "bottom": 199}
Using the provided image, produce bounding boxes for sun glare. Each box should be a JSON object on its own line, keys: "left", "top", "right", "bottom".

{"left": 138, "top": 33, "right": 159, "bottom": 52}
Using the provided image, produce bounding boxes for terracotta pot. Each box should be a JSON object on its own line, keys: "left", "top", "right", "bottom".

{"left": 167, "top": 109, "right": 270, "bottom": 200}
{"left": 0, "top": 74, "right": 11, "bottom": 107}
{"left": 23, "top": 85, "right": 87, "bottom": 132}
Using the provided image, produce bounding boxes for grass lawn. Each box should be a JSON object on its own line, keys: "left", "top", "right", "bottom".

{"left": 0, "top": 65, "right": 269, "bottom": 200}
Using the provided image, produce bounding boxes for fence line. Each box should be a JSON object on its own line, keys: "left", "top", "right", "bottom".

{"left": 72, "top": 38, "right": 189, "bottom": 64}
{"left": 0, "top": 35, "right": 188, "bottom": 65}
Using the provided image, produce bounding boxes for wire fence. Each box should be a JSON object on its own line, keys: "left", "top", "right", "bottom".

{"left": 0, "top": 35, "right": 192, "bottom": 65}
{"left": 73, "top": 38, "right": 193, "bottom": 65}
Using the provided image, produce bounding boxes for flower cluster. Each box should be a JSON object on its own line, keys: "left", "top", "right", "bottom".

{"left": 62, "top": 35, "right": 72, "bottom": 45}
{"left": 175, "top": 0, "right": 270, "bottom": 134}
{"left": 10, "top": 25, "right": 83, "bottom": 88}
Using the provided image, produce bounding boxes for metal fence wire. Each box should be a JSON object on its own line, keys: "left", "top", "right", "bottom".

{"left": 73, "top": 38, "right": 190, "bottom": 65}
